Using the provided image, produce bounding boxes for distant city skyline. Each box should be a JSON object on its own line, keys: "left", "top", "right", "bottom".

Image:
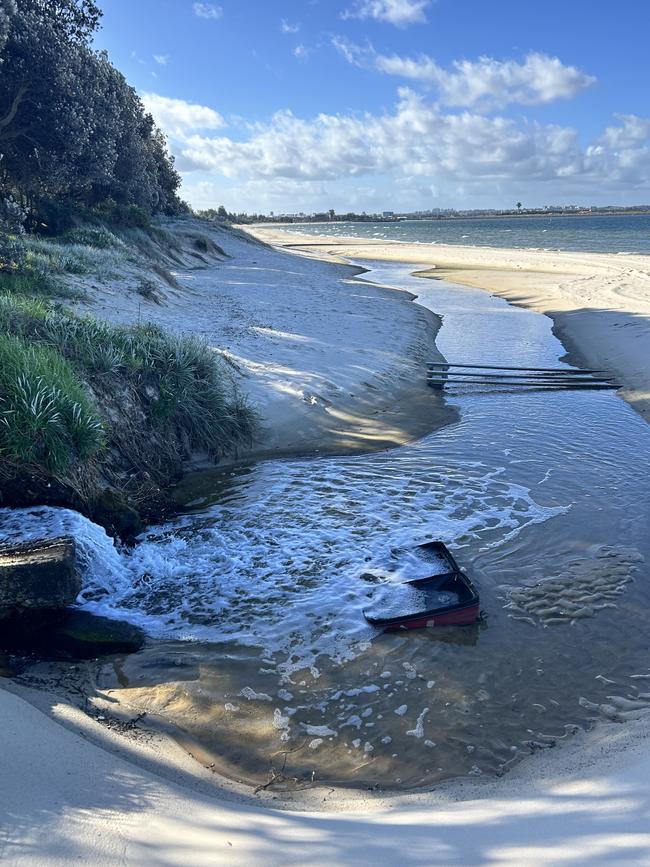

{"left": 96, "top": 0, "right": 650, "bottom": 213}
{"left": 231, "top": 203, "right": 650, "bottom": 222}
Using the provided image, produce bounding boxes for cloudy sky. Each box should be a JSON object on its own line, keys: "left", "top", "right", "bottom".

{"left": 97, "top": 0, "right": 650, "bottom": 213}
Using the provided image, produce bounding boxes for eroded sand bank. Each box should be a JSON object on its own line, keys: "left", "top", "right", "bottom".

{"left": 79, "top": 219, "right": 453, "bottom": 462}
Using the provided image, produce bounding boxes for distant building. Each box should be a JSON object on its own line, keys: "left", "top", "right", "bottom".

{"left": 382, "top": 211, "right": 394, "bottom": 218}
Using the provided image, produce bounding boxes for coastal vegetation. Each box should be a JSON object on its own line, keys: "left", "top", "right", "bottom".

{"left": 0, "top": 286, "right": 256, "bottom": 534}
{"left": 0, "top": 1, "right": 257, "bottom": 535}
{"left": 0, "top": 0, "right": 183, "bottom": 225}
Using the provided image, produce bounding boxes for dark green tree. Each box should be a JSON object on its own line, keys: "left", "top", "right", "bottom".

{"left": 0, "top": 0, "right": 182, "bottom": 219}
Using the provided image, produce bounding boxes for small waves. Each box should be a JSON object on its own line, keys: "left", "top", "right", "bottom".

{"left": 285, "top": 214, "right": 650, "bottom": 255}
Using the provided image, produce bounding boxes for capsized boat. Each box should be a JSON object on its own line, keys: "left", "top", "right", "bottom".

{"left": 362, "top": 541, "right": 480, "bottom": 631}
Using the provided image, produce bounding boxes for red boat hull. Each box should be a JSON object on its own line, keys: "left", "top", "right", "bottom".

{"left": 383, "top": 602, "right": 480, "bottom": 632}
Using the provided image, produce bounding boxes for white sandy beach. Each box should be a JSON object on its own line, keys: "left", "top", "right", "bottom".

{"left": 3, "top": 223, "right": 650, "bottom": 864}
{"left": 2, "top": 680, "right": 650, "bottom": 865}
{"left": 75, "top": 220, "right": 453, "bottom": 462}
{"left": 247, "top": 224, "right": 650, "bottom": 423}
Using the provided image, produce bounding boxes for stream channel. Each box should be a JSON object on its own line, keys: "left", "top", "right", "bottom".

{"left": 2, "top": 262, "right": 650, "bottom": 790}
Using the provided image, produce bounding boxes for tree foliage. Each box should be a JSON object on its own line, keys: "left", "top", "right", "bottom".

{"left": 0, "top": 0, "right": 183, "bottom": 223}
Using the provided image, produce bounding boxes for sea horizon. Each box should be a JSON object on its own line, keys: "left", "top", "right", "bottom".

{"left": 276, "top": 212, "right": 650, "bottom": 255}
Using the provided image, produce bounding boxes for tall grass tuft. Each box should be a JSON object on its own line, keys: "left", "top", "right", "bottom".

{"left": 0, "top": 293, "right": 257, "bottom": 464}
{"left": 61, "top": 227, "right": 125, "bottom": 249}
{"left": 0, "top": 257, "right": 62, "bottom": 297}
{"left": 23, "top": 236, "right": 126, "bottom": 280}
{"left": 0, "top": 333, "right": 104, "bottom": 473}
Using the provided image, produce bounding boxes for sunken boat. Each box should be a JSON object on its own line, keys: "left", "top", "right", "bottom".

{"left": 363, "top": 541, "right": 480, "bottom": 631}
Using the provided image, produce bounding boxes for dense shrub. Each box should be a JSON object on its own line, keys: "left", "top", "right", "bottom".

{"left": 0, "top": 196, "right": 26, "bottom": 272}
{"left": 27, "top": 198, "right": 80, "bottom": 236}
{"left": 91, "top": 199, "right": 151, "bottom": 230}
{"left": 62, "top": 227, "right": 123, "bottom": 249}
{"left": 0, "top": 199, "right": 63, "bottom": 294}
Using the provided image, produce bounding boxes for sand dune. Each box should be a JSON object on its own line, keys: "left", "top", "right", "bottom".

{"left": 79, "top": 220, "right": 453, "bottom": 462}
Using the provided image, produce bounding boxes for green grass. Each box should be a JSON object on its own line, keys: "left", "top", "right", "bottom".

{"left": 0, "top": 260, "right": 62, "bottom": 297}
{"left": 0, "top": 217, "right": 256, "bottom": 497}
{"left": 0, "top": 294, "right": 257, "bottom": 465}
{"left": 23, "top": 236, "right": 126, "bottom": 280}
{"left": 61, "top": 227, "right": 125, "bottom": 250}
{"left": 0, "top": 333, "right": 104, "bottom": 473}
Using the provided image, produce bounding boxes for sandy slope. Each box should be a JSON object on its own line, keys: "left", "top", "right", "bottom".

{"left": 79, "top": 220, "right": 452, "bottom": 462}
{"left": 247, "top": 225, "right": 650, "bottom": 423}
{"left": 2, "top": 682, "right": 650, "bottom": 865}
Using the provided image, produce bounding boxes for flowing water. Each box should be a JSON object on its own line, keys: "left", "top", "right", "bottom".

{"left": 2, "top": 264, "right": 650, "bottom": 790}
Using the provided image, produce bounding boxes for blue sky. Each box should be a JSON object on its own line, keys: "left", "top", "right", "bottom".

{"left": 96, "top": 0, "right": 650, "bottom": 213}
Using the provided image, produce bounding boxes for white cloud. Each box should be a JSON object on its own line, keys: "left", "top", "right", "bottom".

{"left": 153, "top": 54, "right": 169, "bottom": 66}
{"left": 600, "top": 114, "right": 650, "bottom": 149}
{"left": 293, "top": 44, "right": 311, "bottom": 60}
{"left": 343, "top": 0, "right": 430, "bottom": 27}
{"left": 585, "top": 115, "right": 650, "bottom": 183}
{"left": 281, "top": 19, "right": 300, "bottom": 34}
{"left": 177, "top": 89, "right": 583, "bottom": 182}
{"left": 182, "top": 177, "right": 330, "bottom": 213}
{"left": 172, "top": 89, "right": 650, "bottom": 200}
{"left": 331, "top": 36, "right": 367, "bottom": 67}
{"left": 333, "top": 40, "right": 596, "bottom": 110}
{"left": 192, "top": 3, "right": 222, "bottom": 20}
{"left": 141, "top": 93, "right": 225, "bottom": 139}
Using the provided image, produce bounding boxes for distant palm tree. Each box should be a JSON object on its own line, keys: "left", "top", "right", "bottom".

{"left": 516, "top": 202, "right": 522, "bottom": 212}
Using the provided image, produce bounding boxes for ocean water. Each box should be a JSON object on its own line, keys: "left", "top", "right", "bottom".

{"left": 280, "top": 213, "right": 650, "bottom": 254}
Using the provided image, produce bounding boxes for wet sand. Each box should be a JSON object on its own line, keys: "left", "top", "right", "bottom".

{"left": 246, "top": 224, "right": 650, "bottom": 424}
{"left": 3, "top": 680, "right": 650, "bottom": 864}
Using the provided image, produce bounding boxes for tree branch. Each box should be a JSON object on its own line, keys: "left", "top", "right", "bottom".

{"left": 0, "top": 83, "right": 29, "bottom": 133}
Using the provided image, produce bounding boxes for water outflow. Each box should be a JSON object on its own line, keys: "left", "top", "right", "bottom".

{"left": 2, "top": 263, "right": 650, "bottom": 789}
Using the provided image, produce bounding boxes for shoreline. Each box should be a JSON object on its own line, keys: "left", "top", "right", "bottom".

{"left": 4, "top": 224, "right": 650, "bottom": 862}
{"left": 256, "top": 210, "right": 650, "bottom": 224}
{"left": 78, "top": 219, "right": 455, "bottom": 471}
{"left": 245, "top": 224, "right": 650, "bottom": 425}
{"left": 4, "top": 671, "right": 650, "bottom": 863}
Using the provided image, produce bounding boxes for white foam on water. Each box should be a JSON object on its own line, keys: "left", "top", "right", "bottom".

{"left": 303, "top": 724, "right": 337, "bottom": 737}
{"left": 0, "top": 447, "right": 566, "bottom": 674}
{"left": 239, "top": 687, "right": 272, "bottom": 702}
{"left": 0, "top": 506, "right": 129, "bottom": 600}
{"left": 406, "top": 707, "right": 429, "bottom": 739}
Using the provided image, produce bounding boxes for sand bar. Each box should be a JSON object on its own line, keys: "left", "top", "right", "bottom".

{"left": 246, "top": 224, "right": 650, "bottom": 423}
